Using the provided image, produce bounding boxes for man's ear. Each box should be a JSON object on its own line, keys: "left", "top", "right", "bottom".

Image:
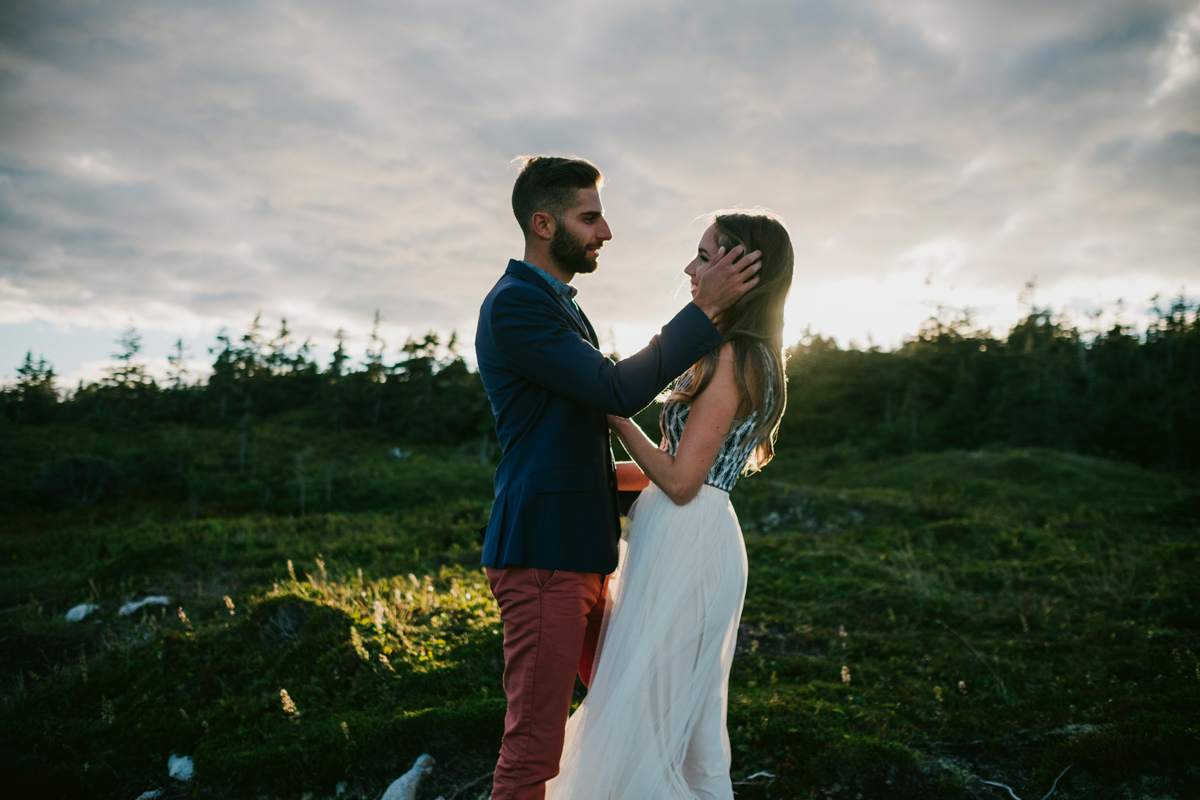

{"left": 530, "top": 211, "right": 556, "bottom": 241}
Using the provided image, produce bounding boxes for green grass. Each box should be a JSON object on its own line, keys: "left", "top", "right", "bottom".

{"left": 726, "top": 448, "right": 1199, "bottom": 798}
{"left": 1, "top": 431, "right": 1197, "bottom": 798}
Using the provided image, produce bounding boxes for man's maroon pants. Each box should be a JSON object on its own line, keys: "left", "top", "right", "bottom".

{"left": 485, "top": 566, "right": 608, "bottom": 800}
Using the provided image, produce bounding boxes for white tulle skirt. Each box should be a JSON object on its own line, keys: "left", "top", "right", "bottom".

{"left": 546, "top": 483, "right": 748, "bottom": 800}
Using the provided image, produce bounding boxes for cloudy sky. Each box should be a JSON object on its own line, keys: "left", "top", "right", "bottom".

{"left": 1, "top": 0, "right": 1197, "bottom": 385}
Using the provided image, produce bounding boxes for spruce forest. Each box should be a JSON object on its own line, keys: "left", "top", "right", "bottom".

{"left": 1, "top": 296, "right": 1197, "bottom": 799}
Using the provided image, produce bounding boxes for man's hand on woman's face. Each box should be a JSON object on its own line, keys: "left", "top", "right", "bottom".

{"left": 691, "top": 244, "right": 762, "bottom": 320}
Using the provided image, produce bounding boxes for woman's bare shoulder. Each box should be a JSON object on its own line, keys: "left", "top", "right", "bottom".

{"left": 693, "top": 342, "right": 740, "bottom": 408}
{"left": 712, "top": 341, "right": 739, "bottom": 384}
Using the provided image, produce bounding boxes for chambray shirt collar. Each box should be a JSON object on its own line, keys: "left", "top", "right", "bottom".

{"left": 521, "top": 261, "right": 578, "bottom": 301}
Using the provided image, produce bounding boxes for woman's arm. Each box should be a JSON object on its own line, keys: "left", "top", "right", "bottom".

{"left": 609, "top": 343, "right": 741, "bottom": 506}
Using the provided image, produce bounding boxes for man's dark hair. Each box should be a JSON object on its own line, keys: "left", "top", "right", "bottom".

{"left": 511, "top": 156, "right": 603, "bottom": 237}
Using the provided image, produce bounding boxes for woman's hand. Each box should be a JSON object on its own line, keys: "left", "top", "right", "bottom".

{"left": 607, "top": 414, "right": 631, "bottom": 435}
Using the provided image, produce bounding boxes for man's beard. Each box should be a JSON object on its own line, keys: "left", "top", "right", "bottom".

{"left": 550, "top": 222, "right": 598, "bottom": 275}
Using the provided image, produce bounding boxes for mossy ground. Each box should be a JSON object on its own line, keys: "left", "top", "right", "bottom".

{"left": 1, "top": 431, "right": 1197, "bottom": 799}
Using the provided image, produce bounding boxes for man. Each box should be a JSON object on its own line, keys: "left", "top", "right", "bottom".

{"left": 475, "top": 155, "right": 761, "bottom": 800}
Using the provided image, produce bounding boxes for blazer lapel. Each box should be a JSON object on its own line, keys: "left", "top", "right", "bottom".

{"left": 577, "top": 306, "right": 599, "bottom": 349}
{"left": 506, "top": 260, "right": 596, "bottom": 346}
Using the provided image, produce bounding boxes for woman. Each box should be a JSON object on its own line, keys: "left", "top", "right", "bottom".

{"left": 546, "top": 210, "right": 793, "bottom": 800}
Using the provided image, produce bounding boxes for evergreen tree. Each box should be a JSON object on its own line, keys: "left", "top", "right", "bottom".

{"left": 167, "top": 338, "right": 189, "bottom": 388}
{"left": 104, "top": 325, "right": 149, "bottom": 389}
{"left": 9, "top": 351, "right": 58, "bottom": 423}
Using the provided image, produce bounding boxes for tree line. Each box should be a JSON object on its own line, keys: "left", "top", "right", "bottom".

{"left": 779, "top": 293, "right": 1199, "bottom": 472}
{"left": 3, "top": 294, "right": 1198, "bottom": 471}
{"left": 1, "top": 312, "right": 495, "bottom": 447}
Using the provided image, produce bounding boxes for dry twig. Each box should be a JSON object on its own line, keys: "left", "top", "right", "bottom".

{"left": 443, "top": 770, "right": 493, "bottom": 800}
{"left": 980, "top": 764, "right": 1073, "bottom": 800}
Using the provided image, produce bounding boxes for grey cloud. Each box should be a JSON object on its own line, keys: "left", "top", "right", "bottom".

{"left": 191, "top": 290, "right": 263, "bottom": 311}
{"left": 0, "top": 0, "right": 1197, "bottom": 371}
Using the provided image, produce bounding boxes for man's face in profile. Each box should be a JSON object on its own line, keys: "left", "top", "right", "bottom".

{"left": 550, "top": 186, "right": 612, "bottom": 276}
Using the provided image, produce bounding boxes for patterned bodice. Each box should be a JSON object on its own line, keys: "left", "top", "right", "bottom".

{"left": 660, "top": 347, "right": 777, "bottom": 492}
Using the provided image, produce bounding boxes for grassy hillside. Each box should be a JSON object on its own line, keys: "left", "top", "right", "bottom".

{"left": 0, "top": 423, "right": 1197, "bottom": 798}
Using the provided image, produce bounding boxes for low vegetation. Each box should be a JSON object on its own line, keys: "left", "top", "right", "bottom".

{"left": 2, "top": 299, "right": 1197, "bottom": 796}
{"left": 1, "top": 423, "right": 1196, "bottom": 798}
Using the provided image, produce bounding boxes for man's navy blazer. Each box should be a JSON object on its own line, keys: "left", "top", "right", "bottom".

{"left": 476, "top": 259, "right": 723, "bottom": 574}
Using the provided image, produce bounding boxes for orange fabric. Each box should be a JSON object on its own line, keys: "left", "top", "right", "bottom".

{"left": 486, "top": 566, "right": 608, "bottom": 800}
{"left": 615, "top": 461, "right": 651, "bottom": 491}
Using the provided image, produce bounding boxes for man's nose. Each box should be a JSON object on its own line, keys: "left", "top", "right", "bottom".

{"left": 597, "top": 219, "right": 613, "bottom": 240}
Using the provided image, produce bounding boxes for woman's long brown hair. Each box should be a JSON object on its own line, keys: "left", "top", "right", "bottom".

{"left": 663, "top": 210, "right": 793, "bottom": 472}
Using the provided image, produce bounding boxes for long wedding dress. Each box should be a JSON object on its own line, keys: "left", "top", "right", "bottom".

{"left": 546, "top": 361, "right": 775, "bottom": 800}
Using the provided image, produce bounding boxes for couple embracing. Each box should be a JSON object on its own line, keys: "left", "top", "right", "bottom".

{"left": 475, "top": 155, "right": 793, "bottom": 800}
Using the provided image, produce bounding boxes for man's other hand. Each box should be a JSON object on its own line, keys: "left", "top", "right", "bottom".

{"left": 691, "top": 245, "right": 762, "bottom": 320}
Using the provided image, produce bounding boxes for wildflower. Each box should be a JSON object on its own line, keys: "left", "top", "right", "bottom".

{"left": 223, "top": 596, "right": 235, "bottom": 615}
{"left": 350, "top": 627, "right": 370, "bottom": 661}
{"left": 341, "top": 721, "right": 350, "bottom": 740}
{"left": 177, "top": 608, "right": 190, "bottom": 625}
{"left": 959, "top": 680, "right": 967, "bottom": 694}
{"left": 101, "top": 696, "right": 115, "bottom": 725}
{"left": 316, "top": 556, "right": 327, "bottom": 582}
{"left": 408, "top": 573, "right": 420, "bottom": 587}
{"left": 357, "top": 567, "right": 364, "bottom": 584}
{"left": 839, "top": 625, "right": 847, "bottom": 648}
{"left": 280, "top": 689, "right": 299, "bottom": 718}
{"left": 373, "top": 600, "right": 385, "bottom": 630}
{"left": 287, "top": 559, "right": 296, "bottom": 582}
{"left": 841, "top": 665, "right": 851, "bottom": 685}
{"left": 934, "top": 685, "right": 945, "bottom": 703}
{"left": 379, "top": 653, "right": 394, "bottom": 671}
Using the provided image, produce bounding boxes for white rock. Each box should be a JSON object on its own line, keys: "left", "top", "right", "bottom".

{"left": 167, "top": 753, "right": 193, "bottom": 781}
{"left": 134, "top": 790, "right": 163, "bottom": 800}
{"left": 380, "top": 754, "right": 435, "bottom": 800}
{"left": 119, "top": 596, "right": 171, "bottom": 616}
{"left": 65, "top": 603, "right": 100, "bottom": 622}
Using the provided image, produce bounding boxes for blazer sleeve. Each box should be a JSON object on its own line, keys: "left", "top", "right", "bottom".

{"left": 489, "top": 282, "right": 722, "bottom": 417}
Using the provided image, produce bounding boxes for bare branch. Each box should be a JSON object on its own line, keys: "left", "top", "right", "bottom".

{"left": 979, "top": 779, "right": 1022, "bottom": 800}
{"left": 444, "top": 771, "right": 493, "bottom": 800}
{"left": 1040, "top": 764, "right": 1073, "bottom": 800}
{"left": 978, "top": 764, "right": 1073, "bottom": 800}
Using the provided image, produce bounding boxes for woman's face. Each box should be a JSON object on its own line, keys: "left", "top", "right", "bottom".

{"left": 684, "top": 224, "right": 722, "bottom": 298}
